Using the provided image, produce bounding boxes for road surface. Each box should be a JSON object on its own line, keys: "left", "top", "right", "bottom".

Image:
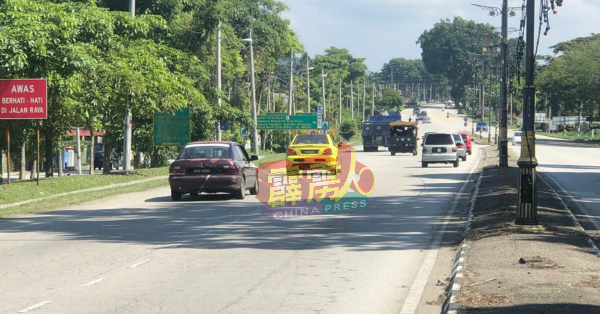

{"left": 0, "top": 105, "right": 480, "bottom": 314}
{"left": 507, "top": 131, "right": 600, "bottom": 234}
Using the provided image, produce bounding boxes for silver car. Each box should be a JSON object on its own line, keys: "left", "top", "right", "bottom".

{"left": 422, "top": 133, "right": 459, "bottom": 168}
{"left": 452, "top": 133, "right": 467, "bottom": 161}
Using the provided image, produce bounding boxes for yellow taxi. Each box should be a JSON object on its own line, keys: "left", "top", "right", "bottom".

{"left": 286, "top": 133, "right": 341, "bottom": 175}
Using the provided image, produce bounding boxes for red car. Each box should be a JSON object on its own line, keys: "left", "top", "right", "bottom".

{"left": 168, "top": 141, "right": 259, "bottom": 201}
{"left": 459, "top": 132, "right": 472, "bottom": 155}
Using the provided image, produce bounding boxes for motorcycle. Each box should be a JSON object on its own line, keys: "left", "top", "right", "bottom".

{"left": 446, "top": 113, "right": 450, "bottom": 118}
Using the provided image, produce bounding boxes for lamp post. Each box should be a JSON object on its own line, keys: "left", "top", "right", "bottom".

{"left": 242, "top": 33, "right": 259, "bottom": 155}
{"left": 123, "top": 0, "right": 135, "bottom": 171}
{"left": 321, "top": 69, "right": 327, "bottom": 120}
{"left": 516, "top": 0, "right": 538, "bottom": 225}
{"left": 216, "top": 21, "right": 222, "bottom": 141}
{"left": 306, "top": 59, "right": 314, "bottom": 113}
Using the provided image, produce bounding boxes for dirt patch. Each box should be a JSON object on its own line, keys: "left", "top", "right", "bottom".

{"left": 458, "top": 146, "right": 600, "bottom": 314}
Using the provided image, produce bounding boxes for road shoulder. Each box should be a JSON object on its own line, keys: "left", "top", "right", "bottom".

{"left": 456, "top": 146, "right": 600, "bottom": 314}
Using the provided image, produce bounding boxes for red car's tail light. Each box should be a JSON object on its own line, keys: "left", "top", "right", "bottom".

{"left": 322, "top": 148, "right": 333, "bottom": 155}
{"left": 287, "top": 149, "right": 297, "bottom": 156}
{"left": 217, "top": 162, "right": 239, "bottom": 174}
{"left": 452, "top": 147, "right": 457, "bottom": 153}
{"left": 170, "top": 164, "right": 186, "bottom": 175}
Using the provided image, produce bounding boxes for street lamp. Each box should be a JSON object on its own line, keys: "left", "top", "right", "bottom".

{"left": 321, "top": 69, "right": 328, "bottom": 121}
{"left": 242, "top": 34, "right": 259, "bottom": 155}
{"left": 306, "top": 60, "right": 314, "bottom": 113}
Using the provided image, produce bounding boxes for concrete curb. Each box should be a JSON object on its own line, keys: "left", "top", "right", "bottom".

{"left": 538, "top": 174, "right": 600, "bottom": 257}
{"left": 0, "top": 175, "right": 168, "bottom": 210}
{"left": 441, "top": 148, "right": 487, "bottom": 314}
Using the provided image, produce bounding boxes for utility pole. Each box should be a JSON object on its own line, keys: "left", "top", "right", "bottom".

{"left": 288, "top": 50, "right": 294, "bottom": 115}
{"left": 321, "top": 69, "right": 327, "bottom": 120}
{"left": 362, "top": 81, "right": 366, "bottom": 121}
{"left": 351, "top": 81, "right": 354, "bottom": 119}
{"left": 216, "top": 21, "right": 222, "bottom": 141}
{"left": 371, "top": 84, "right": 375, "bottom": 115}
{"left": 242, "top": 32, "right": 258, "bottom": 155}
{"left": 516, "top": 0, "right": 538, "bottom": 225}
{"left": 339, "top": 80, "right": 342, "bottom": 125}
{"left": 306, "top": 59, "right": 313, "bottom": 113}
{"left": 76, "top": 127, "right": 82, "bottom": 175}
{"left": 123, "top": 0, "right": 135, "bottom": 172}
{"left": 499, "top": 0, "right": 509, "bottom": 166}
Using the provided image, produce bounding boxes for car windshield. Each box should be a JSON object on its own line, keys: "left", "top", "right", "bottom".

{"left": 294, "top": 134, "right": 329, "bottom": 145}
{"left": 460, "top": 134, "right": 469, "bottom": 140}
{"left": 178, "top": 144, "right": 231, "bottom": 159}
{"left": 425, "top": 134, "right": 454, "bottom": 145}
{"left": 452, "top": 134, "right": 463, "bottom": 143}
{"left": 514, "top": 132, "right": 522, "bottom": 136}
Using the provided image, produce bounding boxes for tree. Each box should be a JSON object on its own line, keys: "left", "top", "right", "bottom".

{"left": 377, "top": 88, "right": 404, "bottom": 110}
{"left": 418, "top": 17, "right": 499, "bottom": 105}
{"left": 339, "top": 121, "right": 357, "bottom": 141}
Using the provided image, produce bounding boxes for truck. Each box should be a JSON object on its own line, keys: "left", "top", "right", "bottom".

{"left": 361, "top": 110, "right": 402, "bottom": 152}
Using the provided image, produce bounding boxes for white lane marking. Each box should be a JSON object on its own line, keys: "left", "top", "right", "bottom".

{"left": 18, "top": 300, "right": 53, "bottom": 313}
{"left": 130, "top": 259, "right": 152, "bottom": 268}
{"left": 399, "top": 149, "right": 482, "bottom": 314}
{"left": 81, "top": 278, "right": 104, "bottom": 287}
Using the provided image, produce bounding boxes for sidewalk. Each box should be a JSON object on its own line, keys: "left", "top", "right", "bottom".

{"left": 457, "top": 146, "right": 600, "bottom": 314}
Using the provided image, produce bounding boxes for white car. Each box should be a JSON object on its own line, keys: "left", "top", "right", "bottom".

{"left": 512, "top": 131, "right": 522, "bottom": 145}
{"left": 417, "top": 115, "right": 432, "bottom": 124}
{"left": 422, "top": 133, "right": 459, "bottom": 168}
{"left": 452, "top": 133, "right": 467, "bottom": 161}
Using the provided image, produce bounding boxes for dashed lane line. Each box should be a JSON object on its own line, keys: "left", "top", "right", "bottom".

{"left": 18, "top": 301, "right": 53, "bottom": 313}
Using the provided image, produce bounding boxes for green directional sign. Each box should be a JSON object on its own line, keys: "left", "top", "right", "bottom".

{"left": 154, "top": 108, "right": 190, "bottom": 147}
{"left": 257, "top": 114, "right": 318, "bottom": 130}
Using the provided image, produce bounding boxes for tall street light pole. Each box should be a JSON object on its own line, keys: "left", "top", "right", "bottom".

{"left": 123, "top": 0, "right": 135, "bottom": 171}
{"left": 306, "top": 59, "right": 313, "bottom": 113}
{"left": 242, "top": 32, "right": 259, "bottom": 155}
{"left": 499, "top": 0, "right": 509, "bottom": 166}
{"left": 321, "top": 69, "right": 327, "bottom": 120}
{"left": 288, "top": 50, "right": 294, "bottom": 115}
{"left": 216, "top": 22, "right": 222, "bottom": 141}
{"left": 371, "top": 84, "right": 375, "bottom": 116}
{"left": 351, "top": 81, "right": 354, "bottom": 119}
{"left": 516, "top": 0, "right": 538, "bottom": 225}
{"left": 339, "top": 80, "right": 343, "bottom": 125}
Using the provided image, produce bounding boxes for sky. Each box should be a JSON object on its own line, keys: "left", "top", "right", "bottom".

{"left": 279, "top": 0, "right": 600, "bottom": 72}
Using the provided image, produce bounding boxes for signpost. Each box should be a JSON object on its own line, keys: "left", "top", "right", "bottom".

{"left": 241, "top": 127, "right": 249, "bottom": 137}
{"left": 257, "top": 114, "right": 318, "bottom": 130}
{"left": 317, "top": 105, "right": 323, "bottom": 129}
{"left": 153, "top": 108, "right": 190, "bottom": 147}
{"left": 0, "top": 79, "right": 47, "bottom": 185}
{"left": 323, "top": 121, "right": 330, "bottom": 131}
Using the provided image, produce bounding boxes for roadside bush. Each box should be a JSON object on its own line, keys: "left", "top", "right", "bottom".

{"left": 339, "top": 121, "right": 357, "bottom": 141}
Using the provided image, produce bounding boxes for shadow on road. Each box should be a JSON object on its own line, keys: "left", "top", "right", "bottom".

{"left": 0, "top": 171, "right": 477, "bottom": 252}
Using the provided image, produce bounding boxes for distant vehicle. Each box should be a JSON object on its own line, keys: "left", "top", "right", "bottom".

{"left": 417, "top": 115, "right": 431, "bottom": 124}
{"left": 476, "top": 122, "right": 489, "bottom": 132}
{"left": 452, "top": 133, "right": 467, "bottom": 161}
{"left": 420, "top": 111, "right": 428, "bottom": 117}
{"left": 388, "top": 121, "right": 419, "bottom": 156}
{"left": 422, "top": 133, "right": 459, "bottom": 168}
{"left": 169, "top": 141, "right": 259, "bottom": 201}
{"left": 512, "top": 131, "right": 523, "bottom": 146}
{"left": 459, "top": 132, "right": 472, "bottom": 155}
{"left": 362, "top": 111, "right": 402, "bottom": 151}
{"left": 413, "top": 107, "right": 421, "bottom": 115}
{"left": 457, "top": 108, "right": 464, "bottom": 114}
{"left": 286, "top": 133, "right": 341, "bottom": 175}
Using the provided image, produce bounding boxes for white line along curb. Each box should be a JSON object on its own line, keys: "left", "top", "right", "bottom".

{"left": 0, "top": 176, "right": 168, "bottom": 210}
{"left": 442, "top": 148, "right": 486, "bottom": 314}
{"left": 399, "top": 148, "right": 482, "bottom": 314}
{"left": 538, "top": 174, "right": 600, "bottom": 257}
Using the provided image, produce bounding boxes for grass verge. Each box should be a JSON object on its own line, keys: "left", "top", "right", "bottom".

{"left": 0, "top": 179, "right": 168, "bottom": 218}
{"left": 0, "top": 167, "right": 168, "bottom": 208}
{"left": 536, "top": 131, "right": 600, "bottom": 142}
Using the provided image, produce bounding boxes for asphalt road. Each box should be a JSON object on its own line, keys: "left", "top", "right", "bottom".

{"left": 507, "top": 131, "right": 600, "bottom": 234}
{"left": 0, "top": 105, "right": 480, "bottom": 314}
